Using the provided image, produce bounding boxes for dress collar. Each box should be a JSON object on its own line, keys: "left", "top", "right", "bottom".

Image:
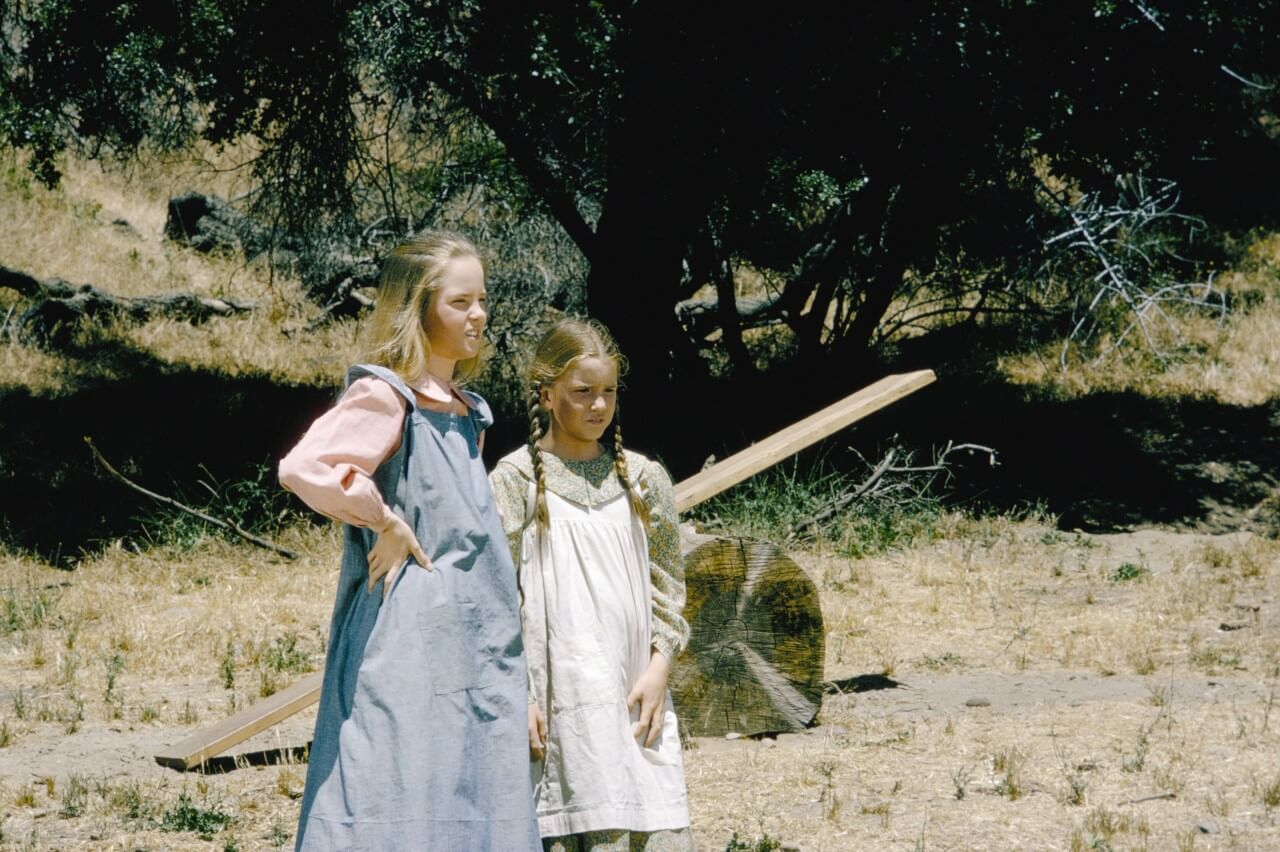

{"left": 407, "top": 373, "right": 477, "bottom": 410}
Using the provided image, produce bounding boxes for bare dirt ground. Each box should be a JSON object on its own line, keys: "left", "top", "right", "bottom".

{"left": 1, "top": 521, "right": 1276, "bottom": 851}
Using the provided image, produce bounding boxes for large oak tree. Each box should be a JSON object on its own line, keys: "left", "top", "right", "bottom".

{"left": 4, "top": 1, "right": 1278, "bottom": 446}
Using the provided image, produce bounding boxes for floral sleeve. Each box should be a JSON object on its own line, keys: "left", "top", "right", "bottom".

{"left": 639, "top": 456, "right": 690, "bottom": 661}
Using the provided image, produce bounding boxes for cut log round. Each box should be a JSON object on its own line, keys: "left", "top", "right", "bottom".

{"left": 670, "top": 536, "right": 825, "bottom": 737}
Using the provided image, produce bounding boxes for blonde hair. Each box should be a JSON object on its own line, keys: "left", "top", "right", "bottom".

{"left": 526, "top": 318, "right": 649, "bottom": 530}
{"left": 364, "top": 229, "right": 487, "bottom": 383}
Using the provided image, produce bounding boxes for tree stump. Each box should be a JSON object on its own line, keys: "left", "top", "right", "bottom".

{"left": 670, "top": 535, "right": 825, "bottom": 737}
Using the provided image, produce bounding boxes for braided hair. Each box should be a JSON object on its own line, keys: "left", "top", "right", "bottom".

{"left": 526, "top": 318, "right": 650, "bottom": 531}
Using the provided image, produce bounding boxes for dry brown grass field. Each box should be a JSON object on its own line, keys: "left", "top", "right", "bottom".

{"left": 2, "top": 153, "right": 1279, "bottom": 850}
{"left": 1, "top": 518, "right": 1277, "bottom": 850}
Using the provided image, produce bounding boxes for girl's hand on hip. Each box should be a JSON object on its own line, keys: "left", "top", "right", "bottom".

{"left": 528, "top": 701, "right": 548, "bottom": 760}
{"left": 626, "top": 649, "right": 670, "bottom": 748}
{"left": 367, "top": 515, "right": 431, "bottom": 598}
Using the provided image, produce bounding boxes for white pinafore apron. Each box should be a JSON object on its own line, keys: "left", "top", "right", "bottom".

{"left": 519, "top": 485, "right": 690, "bottom": 838}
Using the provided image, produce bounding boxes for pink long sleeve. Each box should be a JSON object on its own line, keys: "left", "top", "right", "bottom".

{"left": 278, "top": 377, "right": 406, "bottom": 529}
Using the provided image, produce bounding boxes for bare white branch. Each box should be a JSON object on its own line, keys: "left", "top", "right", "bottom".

{"left": 1039, "top": 176, "right": 1226, "bottom": 370}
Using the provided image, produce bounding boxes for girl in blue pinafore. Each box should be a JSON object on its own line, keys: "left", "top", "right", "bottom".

{"left": 279, "top": 230, "right": 539, "bottom": 851}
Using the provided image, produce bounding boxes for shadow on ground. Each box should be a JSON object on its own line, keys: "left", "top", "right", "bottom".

{"left": 871, "top": 374, "right": 1280, "bottom": 533}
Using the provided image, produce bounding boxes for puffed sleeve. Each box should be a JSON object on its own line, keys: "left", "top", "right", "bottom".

{"left": 278, "top": 376, "right": 406, "bottom": 530}
{"left": 638, "top": 456, "right": 690, "bottom": 661}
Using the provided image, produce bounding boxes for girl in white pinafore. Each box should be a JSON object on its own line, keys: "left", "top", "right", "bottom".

{"left": 490, "top": 319, "right": 694, "bottom": 852}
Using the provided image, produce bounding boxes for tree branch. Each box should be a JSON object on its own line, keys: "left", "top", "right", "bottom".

{"left": 84, "top": 437, "right": 297, "bottom": 560}
{"left": 791, "top": 442, "right": 997, "bottom": 540}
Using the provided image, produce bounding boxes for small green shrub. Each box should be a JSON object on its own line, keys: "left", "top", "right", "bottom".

{"left": 1109, "top": 562, "right": 1148, "bottom": 582}
{"left": 258, "top": 632, "right": 312, "bottom": 675}
{"left": 58, "top": 774, "right": 88, "bottom": 819}
{"left": 138, "top": 460, "right": 303, "bottom": 550}
{"left": 1, "top": 585, "right": 56, "bottom": 634}
{"left": 159, "top": 792, "right": 232, "bottom": 839}
{"left": 688, "top": 456, "right": 943, "bottom": 558}
{"left": 724, "top": 832, "right": 782, "bottom": 852}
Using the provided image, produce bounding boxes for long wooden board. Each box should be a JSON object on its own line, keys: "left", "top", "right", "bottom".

{"left": 155, "top": 672, "right": 324, "bottom": 770}
{"left": 155, "top": 369, "right": 934, "bottom": 770}
{"left": 674, "top": 369, "right": 935, "bottom": 511}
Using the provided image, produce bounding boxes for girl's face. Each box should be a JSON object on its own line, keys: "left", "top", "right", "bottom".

{"left": 542, "top": 356, "right": 618, "bottom": 450}
{"left": 422, "top": 255, "right": 487, "bottom": 364}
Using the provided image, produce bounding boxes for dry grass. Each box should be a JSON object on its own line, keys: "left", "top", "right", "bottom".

{"left": 0, "top": 149, "right": 361, "bottom": 394}
{"left": 683, "top": 520, "right": 1280, "bottom": 850}
{"left": 1, "top": 516, "right": 1277, "bottom": 850}
{"left": 0, "top": 525, "right": 338, "bottom": 850}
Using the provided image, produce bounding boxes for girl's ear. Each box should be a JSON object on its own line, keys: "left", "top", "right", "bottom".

{"left": 539, "top": 384, "right": 552, "bottom": 409}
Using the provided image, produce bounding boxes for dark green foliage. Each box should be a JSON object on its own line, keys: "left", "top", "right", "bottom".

{"left": 4, "top": 2, "right": 1279, "bottom": 449}
{"left": 137, "top": 460, "right": 303, "bottom": 550}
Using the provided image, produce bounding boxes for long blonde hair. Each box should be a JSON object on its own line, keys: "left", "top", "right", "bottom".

{"left": 526, "top": 318, "right": 649, "bottom": 530}
{"left": 364, "top": 229, "right": 486, "bottom": 383}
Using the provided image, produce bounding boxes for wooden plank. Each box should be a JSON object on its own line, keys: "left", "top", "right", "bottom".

{"left": 673, "top": 369, "right": 935, "bottom": 512}
{"left": 154, "top": 672, "right": 324, "bottom": 770}
{"left": 156, "top": 368, "right": 934, "bottom": 770}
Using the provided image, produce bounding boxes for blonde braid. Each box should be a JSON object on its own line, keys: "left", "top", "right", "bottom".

{"left": 612, "top": 411, "right": 651, "bottom": 528}
{"left": 526, "top": 389, "right": 551, "bottom": 529}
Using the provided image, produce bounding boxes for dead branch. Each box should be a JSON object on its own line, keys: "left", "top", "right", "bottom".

{"left": 0, "top": 265, "right": 256, "bottom": 346}
{"left": 296, "top": 278, "right": 378, "bottom": 333}
{"left": 1038, "top": 176, "right": 1226, "bottom": 368}
{"left": 675, "top": 292, "right": 786, "bottom": 341}
{"left": 792, "top": 441, "right": 998, "bottom": 539}
{"left": 84, "top": 437, "right": 297, "bottom": 560}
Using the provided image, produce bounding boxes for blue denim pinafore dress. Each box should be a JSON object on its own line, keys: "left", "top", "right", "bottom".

{"left": 296, "top": 365, "right": 539, "bottom": 851}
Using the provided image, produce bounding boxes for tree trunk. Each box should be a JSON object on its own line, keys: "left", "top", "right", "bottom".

{"left": 670, "top": 534, "right": 826, "bottom": 737}
{"left": 587, "top": 12, "right": 720, "bottom": 450}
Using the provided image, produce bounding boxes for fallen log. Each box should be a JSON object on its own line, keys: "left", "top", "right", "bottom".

{"left": 0, "top": 265, "right": 254, "bottom": 345}
{"left": 165, "top": 191, "right": 268, "bottom": 256}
